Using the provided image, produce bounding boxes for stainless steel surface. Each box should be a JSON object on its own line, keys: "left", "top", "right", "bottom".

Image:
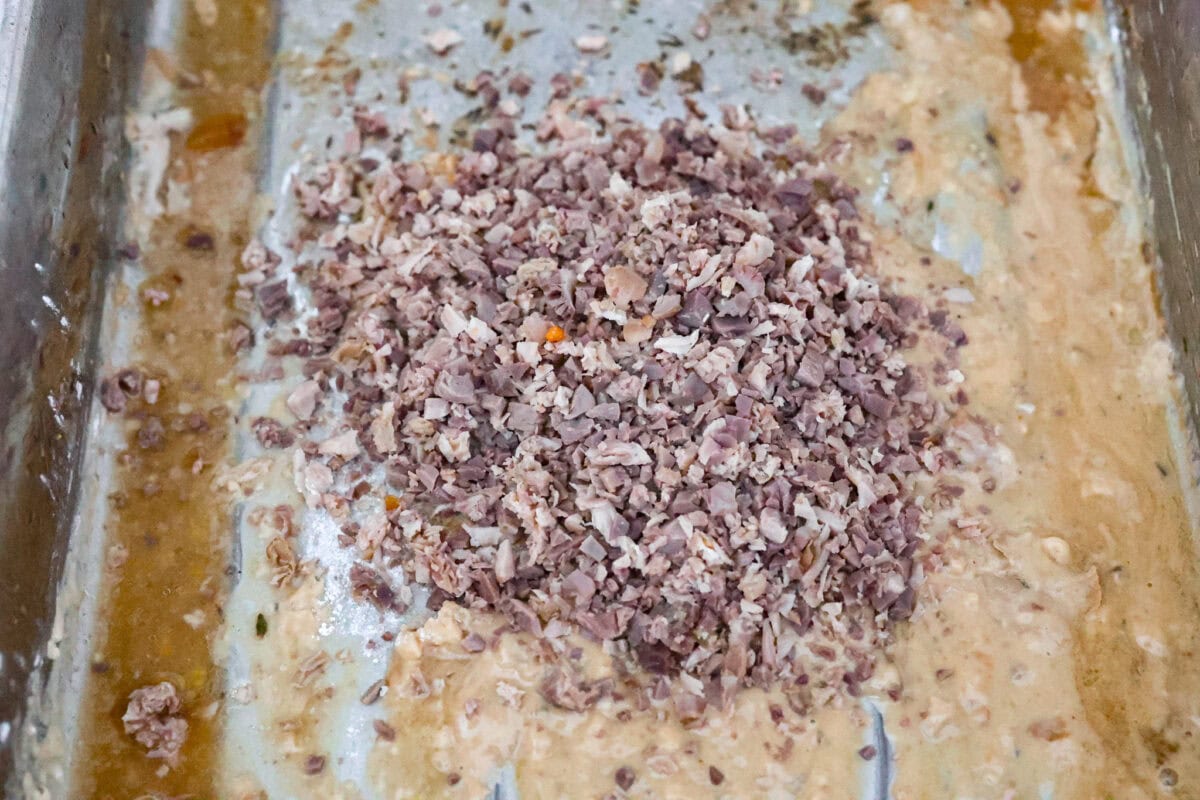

{"left": 0, "top": 0, "right": 146, "bottom": 792}
{"left": 1116, "top": 0, "right": 1200, "bottom": 433}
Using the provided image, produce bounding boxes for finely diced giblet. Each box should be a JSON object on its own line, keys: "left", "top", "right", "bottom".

{"left": 286, "top": 380, "right": 321, "bottom": 420}
{"left": 589, "top": 440, "right": 652, "bottom": 466}
{"left": 603, "top": 265, "right": 649, "bottom": 307}
{"left": 734, "top": 233, "right": 775, "bottom": 268}
{"left": 494, "top": 539, "right": 515, "bottom": 584}
{"left": 423, "top": 398, "right": 450, "bottom": 420}
{"left": 318, "top": 429, "right": 360, "bottom": 459}
{"left": 424, "top": 28, "right": 463, "bottom": 55}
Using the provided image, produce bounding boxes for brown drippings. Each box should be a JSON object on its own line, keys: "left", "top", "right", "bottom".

{"left": 996, "top": 0, "right": 1119, "bottom": 207}
{"left": 998, "top": 0, "right": 1095, "bottom": 117}
{"left": 903, "top": 0, "right": 1092, "bottom": 119}
{"left": 73, "top": 0, "right": 274, "bottom": 797}
{"left": 186, "top": 111, "right": 248, "bottom": 152}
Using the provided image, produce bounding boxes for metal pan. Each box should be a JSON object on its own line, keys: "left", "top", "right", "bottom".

{"left": 1, "top": 0, "right": 1197, "bottom": 795}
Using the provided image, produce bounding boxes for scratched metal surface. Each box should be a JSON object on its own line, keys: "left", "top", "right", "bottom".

{"left": 1113, "top": 0, "right": 1200, "bottom": 436}
{"left": 3, "top": 0, "right": 1200, "bottom": 797}
{"left": 0, "top": 0, "right": 147, "bottom": 793}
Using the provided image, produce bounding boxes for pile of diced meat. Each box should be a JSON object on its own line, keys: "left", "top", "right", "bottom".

{"left": 243, "top": 87, "right": 962, "bottom": 706}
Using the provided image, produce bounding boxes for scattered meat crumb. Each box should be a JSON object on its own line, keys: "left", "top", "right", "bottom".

{"left": 106, "top": 543, "right": 129, "bottom": 570}
{"left": 137, "top": 417, "right": 166, "bottom": 450}
{"left": 372, "top": 719, "right": 396, "bottom": 741}
{"left": 252, "top": 416, "right": 295, "bottom": 449}
{"left": 424, "top": 28, "right": 463, "bottom": 55}
{"left": 122, "top": 682, "right": 188, "bottom": 765}
{"left": 361, "top": 678, "right": 386, "bottom": 705}
{"left": 99, "top": 378, "right": 126, "bottom": 413}
{"left": 575, "top": 34, "right": 609, "bottom": 53}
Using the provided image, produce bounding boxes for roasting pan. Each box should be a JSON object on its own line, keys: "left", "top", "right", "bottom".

{"left": 1, "top": 0, "right": 1198, "bottom": 796}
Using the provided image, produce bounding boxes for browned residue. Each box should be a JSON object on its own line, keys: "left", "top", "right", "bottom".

{"left": 186, "top": 111, "right": 249, "bottom": 152}
{"left": 903, "top": 0, "right": 1093, "bottom": 119}
{"left": 1003, "top": 0, "right": 1094, "bottom": 109}
{"left": 73, "top": 0, "right": 273, "bottom": 797}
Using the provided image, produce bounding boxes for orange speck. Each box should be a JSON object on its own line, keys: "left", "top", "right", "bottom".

{"left": 545, "top": 325, "right": 566, "bottom": 343}
{"left": 384, "top": 495, "right": 401, "bottom": 512}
